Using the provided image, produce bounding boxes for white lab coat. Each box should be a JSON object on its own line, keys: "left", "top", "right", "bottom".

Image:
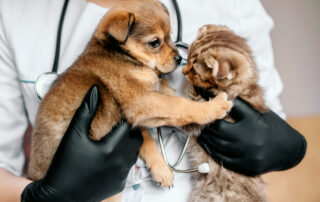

{"left": 0, "top": 0, "right": 285, "bottom": 201}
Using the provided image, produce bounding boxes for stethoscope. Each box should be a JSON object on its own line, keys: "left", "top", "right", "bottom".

{"left": 156, "top": 0, "right": 210, "bottom": 174}
{"left": 35, "top": 0, "right": 209, "bottom": 173}
{"left": 34, "top": 0, "right": 69, "bottom": 100}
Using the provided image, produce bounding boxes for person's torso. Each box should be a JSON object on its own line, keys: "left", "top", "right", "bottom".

{"left": 8, "top": 0, "right": 265, "bottom": 125}
{"left": 3, "top": 0, "right": 272, "bottom": 201}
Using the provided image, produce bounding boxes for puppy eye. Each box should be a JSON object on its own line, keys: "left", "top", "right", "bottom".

{"left": 148, "top": 38, "right": 161, "bottom": 48}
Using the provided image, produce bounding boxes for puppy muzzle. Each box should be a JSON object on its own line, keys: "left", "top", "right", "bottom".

{"left": 174, "top": 55, "right": 182, "bottom": 66}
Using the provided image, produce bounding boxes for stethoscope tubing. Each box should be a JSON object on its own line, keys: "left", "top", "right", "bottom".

{"left": 172, "top": 0, "right": 189, "bottom": 50}
{"left": 157, "top": 128, "right": 199, "bottom": 173}
{"left": 52, "top": 0, "right": 69, "bottom": 73}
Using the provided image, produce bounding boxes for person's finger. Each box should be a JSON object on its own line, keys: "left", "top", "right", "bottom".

{"left": 98, "top": 121, "right": 131, "bottom": 146}
{"left": 67, "top": 86, "right": 99, "bottom": 137}
{"left": 205, "top": 145, "right": 262, "bottom": 176}
{"left": 199, "top": 142, "right": 235, "bottom": 166}
{"left": 120, "top": 127, "right": 143, "bottom": 165}
{"left": 198, "top": 134, "right": 243, "bottom": 157}
{"left": 98, "top": 121, "right": 142, "bottom": 152}
{"left": 128, "top": 128, "right": 144, "bottom": 148}
{"left": 203, "top": 122, "right": 239, "bottom": 141}
{"left": 228, "top": 98, "right": 258, "bottom": 121}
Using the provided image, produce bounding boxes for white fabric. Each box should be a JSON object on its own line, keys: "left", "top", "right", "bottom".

{"left": 0, "top": 0, "right": 285, "bottom": 201}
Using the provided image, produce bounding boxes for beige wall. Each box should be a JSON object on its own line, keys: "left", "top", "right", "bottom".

{"left": 261, "top": 0, "right": 320, "bottom": 117}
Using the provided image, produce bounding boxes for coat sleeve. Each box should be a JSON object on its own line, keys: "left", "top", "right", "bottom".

{"left": 0, "top": 2, "right": 28, "bottom": 176}
{"left": 236, "top": 0, "right": 286, "bottom": 119}
{"left": 0, "top": 1, "right": 108, "bottom": 176}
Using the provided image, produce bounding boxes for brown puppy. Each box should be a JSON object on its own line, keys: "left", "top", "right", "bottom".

{"left": 182, "top": 25, "right": 268, "bottom": 202}
{"left": 28, "top": 1, "right": 232, "bottom": 201}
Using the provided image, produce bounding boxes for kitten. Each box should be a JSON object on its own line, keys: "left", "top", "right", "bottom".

{"left": 182, "top": 25, "right": 268, "bottom": 202}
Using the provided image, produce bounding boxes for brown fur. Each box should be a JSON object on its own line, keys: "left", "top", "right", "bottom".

{"left": 182, "top": 25, "right": 268, "bottom": 202}
{"left": 28, "top": 2, "right": 232, "bottom": 202}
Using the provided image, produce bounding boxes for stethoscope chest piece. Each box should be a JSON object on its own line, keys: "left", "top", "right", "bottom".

{"left": 35, "top": 72, "right": 59, "bottom": 100}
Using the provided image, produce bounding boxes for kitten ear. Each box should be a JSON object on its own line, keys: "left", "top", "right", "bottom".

{"left": 197, "top": 25, "right": 208, "bottom": 38}
{"left": 204, "top": 56, "right": 219, "bottom": 78}
{"left": 217, "top": 60, "right": 233, "bottom": 80}
{"left": 205, "top": 56, "right": 233, "bottom": 80}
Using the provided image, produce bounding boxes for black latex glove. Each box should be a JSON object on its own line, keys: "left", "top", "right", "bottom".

{"left": 198, "top": 98, "right": 307, "bottom": 176}
{"left": 22, "top": 86, "right": 143, "bottom": 202}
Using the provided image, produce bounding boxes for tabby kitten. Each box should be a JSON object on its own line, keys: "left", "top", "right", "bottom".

{"left": 182, "top": 25, "right": 268, "bottom": 202}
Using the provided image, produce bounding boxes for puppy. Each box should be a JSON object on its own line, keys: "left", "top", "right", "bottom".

{"left": 182, "top": 25, "right": 268, "bottom": 202}
{"left": 28, "top": 1, "right": 232, "bottom": 201}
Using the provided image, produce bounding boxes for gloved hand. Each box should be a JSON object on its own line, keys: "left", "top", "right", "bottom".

{"left": 198, "top": 98, "right": 307, "bottom": 176}
{"left": 22, "top": 86, "right": 143, "bottom": 202}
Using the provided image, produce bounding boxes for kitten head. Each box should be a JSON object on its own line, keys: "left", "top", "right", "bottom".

{"left": 183, "top": 25, "right": 258, "bottom": 99}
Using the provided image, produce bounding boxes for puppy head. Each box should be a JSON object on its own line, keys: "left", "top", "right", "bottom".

{"left": 95, "top": 0, "right": 179, "bottom": 74}
{"left": 183, "top": 25, "right": 257, "bottom": 97}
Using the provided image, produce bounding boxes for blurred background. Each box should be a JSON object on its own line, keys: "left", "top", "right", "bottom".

{"left": 260, "top": 0, "right": 320, "bottom": 201}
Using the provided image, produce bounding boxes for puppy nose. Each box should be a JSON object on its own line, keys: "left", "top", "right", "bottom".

{"left": 174, "top": 55, "right": 182, "bottom": 66}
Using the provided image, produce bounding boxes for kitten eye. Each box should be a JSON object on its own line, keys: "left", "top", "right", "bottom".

{"left": 148, "top": 38, "right": 161, "bottom": 48}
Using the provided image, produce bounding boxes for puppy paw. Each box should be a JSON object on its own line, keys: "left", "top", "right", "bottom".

{"left": 208, "top": 92, "right": 233, "bottom": 120}
{"left": 214, "top": 92, "right": 233, "bottom": 111}
{"left": 150, "top": 163, "right": 174, "bottom": 187}
{"left": 215, "top": 91, "right": 228, "bottom": 101}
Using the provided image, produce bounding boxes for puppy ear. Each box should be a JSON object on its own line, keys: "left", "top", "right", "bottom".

{"left": 95, "top": 10, "right": 135, "bottom": 44}
{"left": 205, "top": 56, "right": 233, "bottom": 80}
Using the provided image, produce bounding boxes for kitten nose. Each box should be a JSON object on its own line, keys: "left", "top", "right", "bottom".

{"left": 174, "top": 55, "right": 182, "bottom": 66}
